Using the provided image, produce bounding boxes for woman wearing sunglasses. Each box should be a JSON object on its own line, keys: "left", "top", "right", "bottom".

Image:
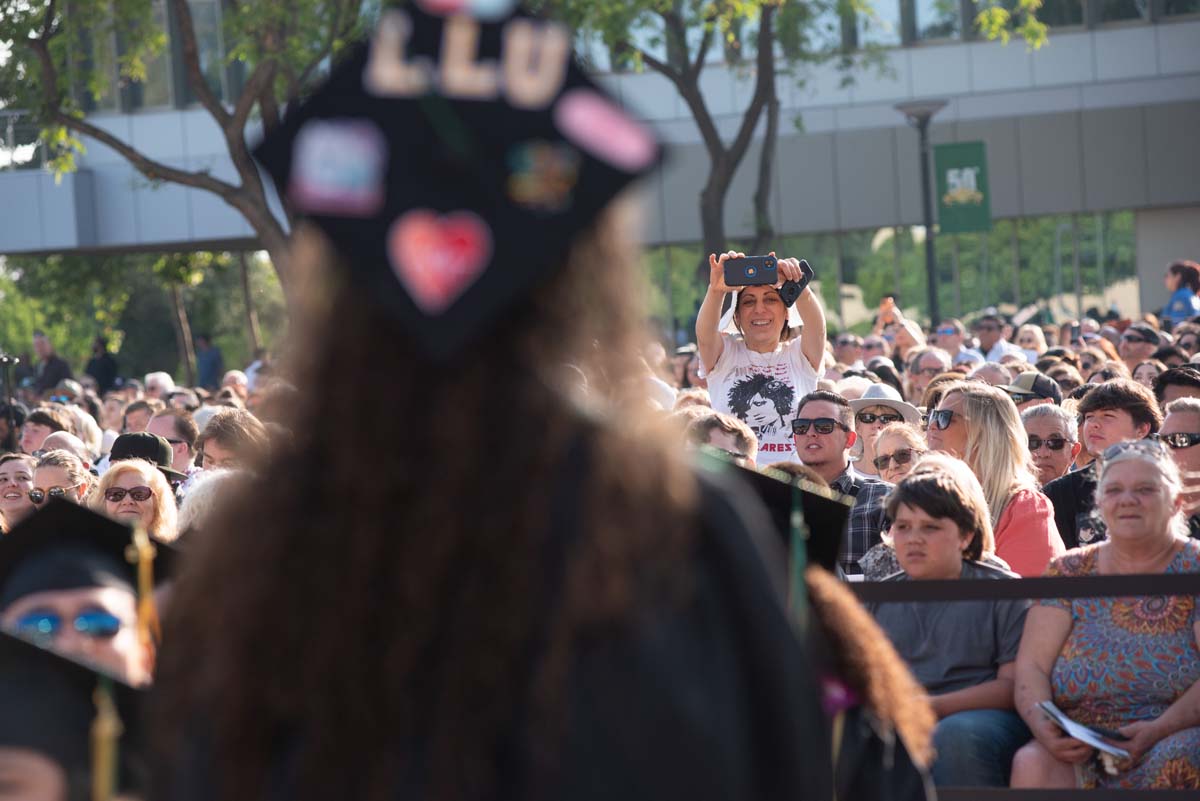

{"left": 89, "top": 459, "right": 178, "bottom": 543}
{"left": 925, "top": 382, "right": 1065, "bottom": 577}
{"left": 847, "top": 384, "right": 921, "bottom": 479}
{"left": 30, "top": 450, "right": 92, "bottom": 506}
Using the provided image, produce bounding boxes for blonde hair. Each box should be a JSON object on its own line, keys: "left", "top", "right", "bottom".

{"left": 885, "top": 452, "right": 996, "bottom": 558}
{"left": 1016, "top": 324, "right": 1047, "bottom": 353}
{"left": 90, "top": 459, "right": 178, "bottom": 542}
{"left": 34, "top": 450, "right": 94, "bottom": 503}
{"left": 939, "top": 382, "right": 1040, "bottom": 528}
{"left": 177, "top": 469, "right": 241, "bottom": 538}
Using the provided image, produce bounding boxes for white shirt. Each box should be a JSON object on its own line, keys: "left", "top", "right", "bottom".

{"left": 702, "top": 335, "right": 819, "bottom": 466}
{"left": 983, "top": 339, "right": 1024, "bottom": 362}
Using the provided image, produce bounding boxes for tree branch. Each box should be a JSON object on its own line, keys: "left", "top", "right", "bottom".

{"left": 690, "top": 22, "right": 715, "bottom": 82}
{"left": 293, "top": 0, "right": 353, "bottom": 94}
{"left": 170, "top": 0, "right": 231, "bottom": 127}
{"left": 724, "top": 4, "right": 777, "bottom": 168}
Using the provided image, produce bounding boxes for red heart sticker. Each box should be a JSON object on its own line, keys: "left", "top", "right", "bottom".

{"left": 389, "top": 210, "right": 493, "bottom": 314}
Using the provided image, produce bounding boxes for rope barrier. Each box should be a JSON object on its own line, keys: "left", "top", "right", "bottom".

{"left": 849, "top": 573, "right": 1200, "bottom": 603}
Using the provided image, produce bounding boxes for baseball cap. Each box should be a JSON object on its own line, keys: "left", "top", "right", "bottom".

{"left": 1003, "top": 371, "right": 1063, "bottom": 405}
{"left": 109, "top": 432, "right": 188, "bottom": 483}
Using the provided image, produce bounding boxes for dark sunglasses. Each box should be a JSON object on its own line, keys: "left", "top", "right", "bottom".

{"left": 974, "top": 324, "right": 999, "bottom": 332}
{"left": 792, "top": 417, "right": 850, "bottom": 436}
{"left": 874, "top": 447, "right": 922, "bottom": 471}
{"left": 1161, "top": 432, "right": 1200, "bottom": 450}
{"left": 1120, "top": 333, "right": 1156, "bottom": 345}
{"left": 28, "top": 485, "right": 79, "bottom": 505}
{"left": 926, "top": 409, "right": 958, "bottom": 431}
{"left": 15, "top": 609, "right": 122, "bottom": 641}
{"left": 1028, "top": 435, "right": 1070, "bottom": 452}
{"left": 103, "top": 486, "right": 153, "bottom": 503}
{"left": 856, "top": 412, "right": 902, "bottom": 426}
{"left": 836, "top": 338, "right": 862, "bottom": 348}
{"left": 936, "top": 326, "right": 957, "bottom": 336}
{"left": 862, "top": 341, "right": 885, "bottom": 351}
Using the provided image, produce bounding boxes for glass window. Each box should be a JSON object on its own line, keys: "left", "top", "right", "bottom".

{"left": 1098, "top": 0, "right": 1151, "bottom": 22}
{"left": 858, "top": 0, "right": 903, "bottom": 47}
{"left": 1039, "top": 0, "right": 1085, "bottom": 25}
{"left": 90, "top": 30, "right": 120, "bottom": 111}
{"left": 915, "top": 0, "right": 961, "bottom": 40}
{"left": 135, "top": 1, "right": 172, "bottom": 108}
{"left": 1165, "top": 0, "right": 1200, "bottom": 13}
{"left": 188, "top": 0, "right": 226, "bottom": 101}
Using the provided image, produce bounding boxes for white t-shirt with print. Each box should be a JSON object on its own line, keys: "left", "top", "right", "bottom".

{"left": 703, "top": 334, "right": 819, "bottom": 466}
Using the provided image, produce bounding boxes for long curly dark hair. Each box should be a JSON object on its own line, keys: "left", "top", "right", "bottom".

{"left": 153, "top": 203, "right": 698, "bottom": 801}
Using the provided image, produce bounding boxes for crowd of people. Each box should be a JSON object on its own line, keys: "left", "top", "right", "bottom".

{"left": 1, "top": 4, "right": 1197, "bottom": 797}
{"left": 660, "top": 253, "right": 1200, "bottom": 789}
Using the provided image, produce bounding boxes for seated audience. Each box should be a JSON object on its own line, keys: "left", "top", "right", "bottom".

{"left": 196, "top": 408, "right": 271, "bottom": 472}
{"left": 30, "top": 450, "right": 92, "bottom": 506}
{"left": 1012, "top": 440, "right": 1200, "bottom": 789}
{"left": 683, "top": 412, "right": 758, "bottom": 469}
{"left": 848, "top": 384, "right": 921, "bottom": 480}
{"left": 867, "top": 455, "right": 1031, "bottom": 787}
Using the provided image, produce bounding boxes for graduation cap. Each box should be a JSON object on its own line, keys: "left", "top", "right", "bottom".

{"left": 252, "top": 0, "right": 664, "bottom": 360}
{"left": 0, "top": 630, "right": 145, "bottom": 801}
{"left": 0, "top": 500, "right": 177, "bottom": 648}
{"left": 732, "top": 464, "right": 852, "bottom": 575}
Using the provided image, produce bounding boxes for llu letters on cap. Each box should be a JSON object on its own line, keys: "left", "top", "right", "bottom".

{"left": 253, "top": 0, "right": 665, "bottom": 359}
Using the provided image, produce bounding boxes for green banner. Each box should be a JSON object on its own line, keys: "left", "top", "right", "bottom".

{"left": 934, "top": 141, "right": 991, "bottom": 233}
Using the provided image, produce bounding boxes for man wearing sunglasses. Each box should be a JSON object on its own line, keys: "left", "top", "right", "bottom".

{"left": 1158, "top": 398, "right": 1200, "bottom": 539}
{"left": 1020, "top": 405, "right": 1082, "bottom": 486}
{"left": 1043, "top": 379, "right": 1162, "bottom": 548}
{"left": 934, "top": 318, "right": 983, "bottom": 367}
{"left": 831, "top": 334, "right": 864, "bottom": 369}
{"left": 973, "top": 313, "right": 1022, "bottom": 363}
{"left": 1118, "top": 322, "right": 1163, "bottom": 375}
{"left": 792, "top": 391, "right": 891, "bottom": 575}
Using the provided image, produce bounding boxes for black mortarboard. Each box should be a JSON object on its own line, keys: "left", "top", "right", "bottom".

{"left": 732, "top": 464, "right": 852, "bottom": 574}
{"left": 253, "top": 0, "right": 663, "bottom": 360}
{"left": 0, "top": 501, "right": 176, "bottom": 645}
{"left": 0, "top": 630, "right": 145, "bottom": 800}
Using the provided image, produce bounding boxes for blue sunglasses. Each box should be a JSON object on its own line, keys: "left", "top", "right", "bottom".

{"left": 14, "top": 609, "right": 123, "bottom": 641}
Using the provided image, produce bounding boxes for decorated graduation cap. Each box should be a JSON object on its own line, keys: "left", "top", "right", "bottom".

{"left": 0, "top": 630, "right": 145, "bottom": 801}
{"left": 253, "top": 0, "right": 664, "bottom": 360}
{"left": 0, "top": 500, "right": 176, "bottom": 647}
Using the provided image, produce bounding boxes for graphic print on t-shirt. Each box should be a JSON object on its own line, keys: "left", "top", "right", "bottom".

{"left": 726, "top": 371, "right": 796, "bottom": 458}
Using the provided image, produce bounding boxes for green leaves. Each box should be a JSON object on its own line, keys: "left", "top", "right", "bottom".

{"left": 974, "top": 0, "right": 1048, "bottom": 49}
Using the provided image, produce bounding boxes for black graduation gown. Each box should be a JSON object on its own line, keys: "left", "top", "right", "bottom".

{"left": 157, "top": 467, "right": 832, "bottom": 801}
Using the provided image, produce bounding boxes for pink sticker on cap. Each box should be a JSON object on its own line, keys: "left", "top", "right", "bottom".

{"left": 388, "top": 210, "right": 493, "bottom": 314}
{"left": 553, "top": 88, "right": 657, "bottom": 173}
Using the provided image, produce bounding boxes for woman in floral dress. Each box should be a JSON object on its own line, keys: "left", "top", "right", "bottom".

{"left": 1012, "top": 440, "right": 1200, "bottom": 788}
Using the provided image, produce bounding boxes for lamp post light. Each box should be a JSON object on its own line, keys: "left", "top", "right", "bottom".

{"left": 895, "top": 99, "right": 947, "bottom": 327}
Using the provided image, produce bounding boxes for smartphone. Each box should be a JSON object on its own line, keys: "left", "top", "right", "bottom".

{"left": 1070, "top": 323, "right": 1082, "bottom": 343}
{"left": 724, "top": 255, "right": 778, "bottom": 287}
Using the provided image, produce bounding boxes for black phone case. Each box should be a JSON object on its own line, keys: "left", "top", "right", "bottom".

{"left": 724, "top": 256, "right": 778, "bottom": 287}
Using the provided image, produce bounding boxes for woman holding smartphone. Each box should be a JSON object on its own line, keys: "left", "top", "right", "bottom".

{"left": 696, "top": 251, "right": 826, "bottom": 466}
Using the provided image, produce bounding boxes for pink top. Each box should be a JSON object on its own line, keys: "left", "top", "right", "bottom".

{"left": 994, "top": 487, "right": 1066, "bottom": 577}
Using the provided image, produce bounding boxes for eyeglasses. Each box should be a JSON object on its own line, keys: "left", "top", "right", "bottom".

{"left": 14, "top": 609, "right": 122, "bottom": 641}
{"left": 874, "top": 448, "right": 923, "bottom": 471}
{"left": 856, "top": 412, "right": 902, "bottom": 426}
{"left": 1028, "top": 435, "right": 1071, "bottom": 452}
{"left": 1160, "top": 432, "right": 1200, "bottom": 450}
{"left": 926, "top": 409, "right": 958, "bottom": 431}
{"left": 103, "top": 486, "right": 153, "bottom": 503}
{"left": 836, "top": 338, "right": 862, "bottom": 348}
{"left": 791, "top": 417, "right": 850, "bottom": 436}
{"left": 28, "top": 484, "right": 81, "bottom": 505}
{"left": 862, "top": 341, "right": 885, "bottom": 351}
{"left": 975, "top": 324, "right": 999, "bottom": 332}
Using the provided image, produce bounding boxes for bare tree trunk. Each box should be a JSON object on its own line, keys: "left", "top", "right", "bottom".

{"left": 238, "top": 252, "right": 262, "bottom": 354}
{"left": 750, "top": 87, "right": 780, "bottom": 255}
{"left": 167, "top": 284, "right": 197, "bottom": 386}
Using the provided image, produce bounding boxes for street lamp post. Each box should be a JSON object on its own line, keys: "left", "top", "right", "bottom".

{"left": 896, "top": 100, "right": 947, "bottom": 327}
